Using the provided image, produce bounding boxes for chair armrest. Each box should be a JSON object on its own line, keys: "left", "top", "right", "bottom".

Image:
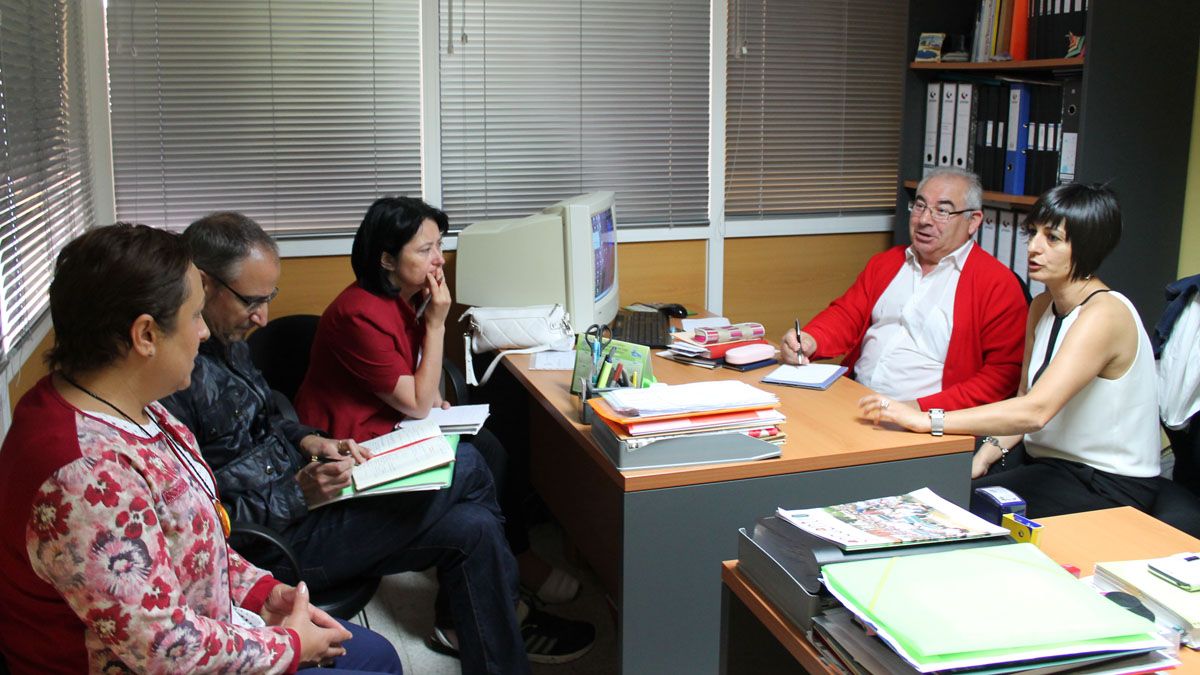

{"left": 230, "top": 521, "right": 303, "bottom": 583}
{"left": 441, "top": 357, "right": 470, "bottom": 405}
{"left": 272, "top": 389, "right": 299, "bottom": 423}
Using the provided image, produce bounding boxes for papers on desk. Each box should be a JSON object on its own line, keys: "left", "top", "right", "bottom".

{"left": 529, "top": 350, "right": 576, "bottom": 370}
{"left": 680, "top": 316, "right": 730, "bottom": 331}
{"left": 761, "top": 363, "right": 848, "bottom": 390}
{"left": 822, "top": 543, "right": 1170, "bottom": 673}
{"left": 600, "top": 380, "right": 777, "bottom": 418}
{"left": 1095, "top": 556, "right": 1200, "bottom": 647}
{"left": 398, "top": 404, "right": 490, "bottom": 435}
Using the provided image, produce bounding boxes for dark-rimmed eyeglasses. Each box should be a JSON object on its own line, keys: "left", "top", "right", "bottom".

{"left": 908, "top": 199, "right": 976, "bottom": 223}
{"left": 206, "top": 272, "right": 278, "bottom": 312}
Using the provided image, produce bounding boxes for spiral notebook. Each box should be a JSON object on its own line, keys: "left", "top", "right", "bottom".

{"left": 761, "top": 363, "right": 847, "bottom": 390}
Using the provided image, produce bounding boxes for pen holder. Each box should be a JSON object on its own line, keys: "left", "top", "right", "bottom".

{"left": 578, "top": 380, "right": 619, "bottom": 425}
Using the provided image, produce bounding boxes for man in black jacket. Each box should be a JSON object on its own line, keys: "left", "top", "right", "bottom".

{"left": 162, "top": 212, "right": 594, "bottom": 671}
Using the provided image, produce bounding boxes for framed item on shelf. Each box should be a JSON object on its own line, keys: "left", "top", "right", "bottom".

{"left": 915, "top": 32, "right": 946, "bottom": 62}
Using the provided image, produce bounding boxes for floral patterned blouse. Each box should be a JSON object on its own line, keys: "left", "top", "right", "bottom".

{"left": 0, "top": 376, "right": 301, "bottom": 673}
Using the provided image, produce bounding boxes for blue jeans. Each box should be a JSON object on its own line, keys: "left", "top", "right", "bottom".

{"left": 301, "top": 619, "right": 403, "bottom": 673}
{"left": 279, "top": 443, "right": 530, "bottom": 675}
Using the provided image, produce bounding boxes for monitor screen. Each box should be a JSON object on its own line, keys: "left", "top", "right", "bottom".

{"left": 592, "top": 207, "right": 616, "bottom": 302}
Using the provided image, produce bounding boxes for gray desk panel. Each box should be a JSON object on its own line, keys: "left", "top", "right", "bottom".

{"left": 618, "top": 451, "right": 971, "bottom": 674}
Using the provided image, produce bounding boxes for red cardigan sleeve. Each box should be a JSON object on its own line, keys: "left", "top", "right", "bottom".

{"left": 803, "top": 247, "right": 906, "bottom": 362}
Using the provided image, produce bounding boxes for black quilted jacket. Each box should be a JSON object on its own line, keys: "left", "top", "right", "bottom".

{"left": 162, "top": 339, "right": 324, "bottom": 530}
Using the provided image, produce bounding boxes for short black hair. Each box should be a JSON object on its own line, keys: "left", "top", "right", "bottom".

{"left": 46, "top": 224, "right": 192, "bottom": 376}
{"left": 182, "top": 211, "right": 278, "bottom": 280}
{"left": 351, "top": 196, "right": 449, "bottom": 297}
{"left": 1023, "top": 182, "right": 1121, "bottom": 281}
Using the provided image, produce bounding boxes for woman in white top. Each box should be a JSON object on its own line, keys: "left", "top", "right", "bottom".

{"left": 859, "top": 183, "right": 1161, "bottom": 517}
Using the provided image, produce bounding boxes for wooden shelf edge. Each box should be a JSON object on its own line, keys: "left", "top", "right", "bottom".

{"left": 902, "top": 180, "right": 1038, "bottom": 207}
{"left": 910, "top": 56, "right": 1084, "bottom": 71}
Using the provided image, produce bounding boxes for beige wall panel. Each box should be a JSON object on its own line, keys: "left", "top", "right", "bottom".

{"left": 272, "top": 255, "right": 355, "bottom": 319}
{"left": 616, "top": 240, "right": 707, "bottom": 311}
{"left": 724, "top": 233, "right": 893, "bottom": 341}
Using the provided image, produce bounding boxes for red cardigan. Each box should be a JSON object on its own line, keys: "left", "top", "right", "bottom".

{"left": 804, "top": 245, "right": 1027, "bottom": 411}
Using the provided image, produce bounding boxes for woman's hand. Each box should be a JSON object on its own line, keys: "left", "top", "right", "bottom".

{"left": 281, "top": 582, "right": 354, "bottom": 666}
{"left": 423, "top": 269, "right": 452, "bottom": 326}
{"left": 857, "top": 394, "right": 928, "bottom": 432}
{"left": 970, "top": 438, "right": 1006, "bottom": 479}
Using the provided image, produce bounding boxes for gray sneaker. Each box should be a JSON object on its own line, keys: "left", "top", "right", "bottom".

{"left": 521, "top": 608, "right": 596, "bottom": 664}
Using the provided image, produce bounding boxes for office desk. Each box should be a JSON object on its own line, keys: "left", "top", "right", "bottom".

{"left": 503, "top": 353, "right": 973, "bottom": 674}
{"left": 720, "top": 507, "right": 1200, "bottom": 674}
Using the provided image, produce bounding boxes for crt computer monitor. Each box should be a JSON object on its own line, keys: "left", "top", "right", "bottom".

{"left": 455, "top": 191, "right": 619, "bottom": 330}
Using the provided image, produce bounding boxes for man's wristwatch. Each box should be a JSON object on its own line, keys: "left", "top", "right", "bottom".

{"left": 928, "top": 408, "right": 945, "bottom": 436}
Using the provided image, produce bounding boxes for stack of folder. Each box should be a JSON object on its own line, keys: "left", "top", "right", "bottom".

{"left": 922, "top": 78, "right": 1079, "bottom": 199}
{"left": 587, "top": 380, "right": 785, "bottom": 470}
{"left": 737, "top": 489, "right": 1179, "bottom": 674}
{"left": 819, "top": 544, "right": 1175, "bottom": 674}
{"left": 666, "top": 332, "right": 771, "bottom": 370}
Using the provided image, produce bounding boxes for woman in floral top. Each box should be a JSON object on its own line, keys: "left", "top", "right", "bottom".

{"left": 0, "top": 224, "right": 402, "bottom": 674}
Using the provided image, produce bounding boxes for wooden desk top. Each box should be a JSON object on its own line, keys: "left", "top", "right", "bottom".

{"left": 723, "top": 507, "right": 1200, "bottom": 674}
{"left": 504, "top": 351, "right": 972, "bottom": 492}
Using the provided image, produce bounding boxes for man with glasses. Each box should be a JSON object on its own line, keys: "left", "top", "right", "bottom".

{"left": 163, "top": 212, "right": 595, "bottom": 672}
{"left": 782, "top": 167, "right": 1027, "bottom": 411}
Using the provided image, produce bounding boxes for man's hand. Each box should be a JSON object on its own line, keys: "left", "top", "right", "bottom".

{"left": 281, "top": 582, "right": 354, "bottom": 666}
{"left": 296, "top": 458, "right": 354, "bottom": 506}
{"left": 781, "top": 328, "right": 817, "bottom": 365}
{"left": 299, "top": 434, "right": 371, "bottom": 465}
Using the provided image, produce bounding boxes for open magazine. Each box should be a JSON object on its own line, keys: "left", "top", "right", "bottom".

{"left": 776, "top": 487, "right": 1009, "bottom": 551}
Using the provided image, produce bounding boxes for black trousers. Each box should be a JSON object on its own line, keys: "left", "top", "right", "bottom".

{"left": 974, "top": 452, "right": 1160, "bottom": 519}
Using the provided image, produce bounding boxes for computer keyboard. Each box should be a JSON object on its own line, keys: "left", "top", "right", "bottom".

{"left": 610, "top": 309, "right": 672, "bottom": 348}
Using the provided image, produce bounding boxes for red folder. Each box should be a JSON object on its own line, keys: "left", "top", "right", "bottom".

{"left": 1009, "top": 0, "right": 1029, "bottom": 61}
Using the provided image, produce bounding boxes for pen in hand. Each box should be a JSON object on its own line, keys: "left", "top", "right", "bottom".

{"left": 793, "top": 318, "right": 808, "bottom": 366}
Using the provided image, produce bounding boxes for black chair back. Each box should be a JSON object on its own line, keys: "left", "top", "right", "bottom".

{"left": 247, "top": 314, "right": 320, "bottom": 401}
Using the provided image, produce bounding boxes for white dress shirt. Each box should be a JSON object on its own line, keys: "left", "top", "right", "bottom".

{"left": 854, "top": 240, "right": 973, "bottom": 401}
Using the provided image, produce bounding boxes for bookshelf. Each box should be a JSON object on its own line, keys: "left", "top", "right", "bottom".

{"left": 909, "top": 56, "right": 1083, "bottom": 72}
{"left": 897, "top": 0, "right": 1200, "bottom": 324}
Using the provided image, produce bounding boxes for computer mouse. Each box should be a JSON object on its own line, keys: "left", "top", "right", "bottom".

{"left": 659, "top": 303, "right": 688, "bottom": 318}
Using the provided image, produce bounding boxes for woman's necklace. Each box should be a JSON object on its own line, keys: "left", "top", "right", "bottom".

{"left": 60, "top": 374, "right": 232, "bottom": 538}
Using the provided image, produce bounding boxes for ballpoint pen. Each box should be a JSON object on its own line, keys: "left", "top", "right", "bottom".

{"left": 794, "top": 317, "right": 808, "bottom": 366}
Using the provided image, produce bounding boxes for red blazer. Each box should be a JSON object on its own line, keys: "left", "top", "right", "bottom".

{"left": 804, "top": 245, "right": 1027, "bottom": 411}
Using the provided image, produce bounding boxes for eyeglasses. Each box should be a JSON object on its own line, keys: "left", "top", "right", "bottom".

{"left": 908, "top": 200, "right": 976, "bottom": 223}
{"left": 206, "top": 272, "right": 279, "bottom": 312}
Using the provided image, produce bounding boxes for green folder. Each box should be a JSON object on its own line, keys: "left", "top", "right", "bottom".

{"left": 822, "top": 543, "right": 1163, "bottom": 670}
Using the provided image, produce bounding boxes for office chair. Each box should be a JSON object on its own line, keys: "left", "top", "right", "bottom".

{"left": 247, "top": 313, "right": 471, "bottom": 405}
{"left": 242, "top": 313, "right": 382, "bottom": 622}
{"left": 240, "top": 313, "right": 471, "bottom": 621}
{"left": 229, "top": 522, "right": 381, "bottom": 623}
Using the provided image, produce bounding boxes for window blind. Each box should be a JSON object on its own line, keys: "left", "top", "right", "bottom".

{"left": 725, "top": 0, "right": 907, "bottom": 217}
{"left": 438, "top": 0, "right": 710, "bottom": 228}
{"left": 106, "top": 0, "right": 421, "bottom": 235}
{"left": 0, "top": 0, "right": 94, "bottom": 357}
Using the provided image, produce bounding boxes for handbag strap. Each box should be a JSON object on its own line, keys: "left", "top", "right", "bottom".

{"left": 465, "top": 342, "right": 552, "bottom": 387}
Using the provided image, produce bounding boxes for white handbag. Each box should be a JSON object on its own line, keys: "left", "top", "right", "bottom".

{"left": 460, "top": 304, "right": 575, "bottom": 386}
